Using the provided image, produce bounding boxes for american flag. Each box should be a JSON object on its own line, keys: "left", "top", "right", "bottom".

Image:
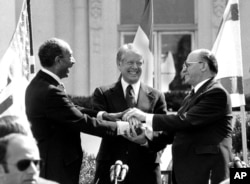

{"left": 0, "top": 0, "right": 34, "bottom": 117}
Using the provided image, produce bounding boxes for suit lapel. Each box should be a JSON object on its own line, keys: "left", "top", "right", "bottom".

{"left": 137, "top": 83, "right": 155, "bottom": 112}
{"left": 110, "top": 81, "right": 128, "bottom": 111}
{"left": 188, "top": 77, "right": 215, "bottom": 107}
{"left": 109, "top": 81, "right": 155, "bottom": 112}
{"left": 179, "top": 77, "right": 215, "bottom": 115}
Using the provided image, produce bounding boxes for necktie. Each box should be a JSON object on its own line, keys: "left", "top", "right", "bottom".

{"left": 58, "top": 83, "right": 66, "bottom": 93}
{"left": 126, "top": 85, "right": 136, "bottom": 107}
{"left": 178, "top": 89, "right": 194, "bottom": 115}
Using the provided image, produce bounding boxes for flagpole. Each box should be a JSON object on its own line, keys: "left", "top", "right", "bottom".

{"left": 240, "top": 105, "right": 248, "bottom": 163}
{"left": 26, "top": 0, "right": 35, "bottom": 77}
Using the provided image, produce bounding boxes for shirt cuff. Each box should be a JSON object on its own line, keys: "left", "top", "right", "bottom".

{"left": 146, "top": 114, "right": 154, "bottom": 129}
{"left": 97, "top": 111, "right": 105, "bottom": 120}
{"left": 116, "top": 121, "right": 129, "bottom": 135}
{"left": 144, "top": 114, "right": 154, "bottom": 140}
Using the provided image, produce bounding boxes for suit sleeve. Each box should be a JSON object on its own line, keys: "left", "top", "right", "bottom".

{"left": 92, "top": 87, "right": 110, "bottom": 111}
{"left": 152, "top": 88, "right": 229, "bottom": 132}
{"left": 45, "top": 87, "right": 117, "bottom": 137}
{"left": 75, "top": 105, "right": 99, "bottom": 117}
{"left": 147, "top": 92, "right": 174, "bottom": 151}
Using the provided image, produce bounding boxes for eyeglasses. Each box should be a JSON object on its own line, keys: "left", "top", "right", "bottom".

{"left": 4, "top": 159, "right": 43, "bottom": 171}
{"left": 182, "top": 61, "right": 203, "bottom": 70}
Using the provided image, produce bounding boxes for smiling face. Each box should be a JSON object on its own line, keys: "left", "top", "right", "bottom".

{"left": 4, "top": 135, "right": 40, "bottom": 184}
{"left": 117, "top": 49, "right": 143, "bottom": 84}
{"left": 57, "top": 43, "right": 76, "bottom": 79}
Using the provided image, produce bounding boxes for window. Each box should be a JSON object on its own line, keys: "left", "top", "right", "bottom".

{"left": 119, "top": 0, "right": 196, "bottom": 92}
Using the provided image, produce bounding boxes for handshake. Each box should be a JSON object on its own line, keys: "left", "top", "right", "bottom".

{"left": 102, "top": 108, "right": 150, "bottom": 145}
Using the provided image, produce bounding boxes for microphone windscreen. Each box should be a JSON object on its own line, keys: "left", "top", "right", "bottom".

{"left": 110, "top": 165, "right": 115, "bottom": 181}
{"left": 120, "top": 164, "right": 129, "bottom": 181}
{"left": 114, "top": 160, "right": 123, "bottom": 178}
{"left": 233, "top": 156, "right": 243, "bottom": 168}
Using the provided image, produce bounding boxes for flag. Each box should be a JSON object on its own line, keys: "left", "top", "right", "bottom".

{"left": 0, "top": 0, "right": 34, "bottom": 117}
{"left": 133, "top": 0, "right": 154, "bottom": 87}
{"left": 212, "top": 0, "right": 245, "bottom": 107}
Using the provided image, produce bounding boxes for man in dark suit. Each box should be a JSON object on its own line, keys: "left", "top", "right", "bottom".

{"left": 25, "top": 38, "right": 129, "bottom": 184}
{"left": 123, "top": 49, "right": 233, "bottom": 184}
{"left": 93, "top": 43, "right": 170, "bottom": 184}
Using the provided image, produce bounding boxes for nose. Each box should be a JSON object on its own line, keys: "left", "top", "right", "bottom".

{"left": 72, "top": 57, "right": 76, "bottom": 64}
{"left": 26, "top": 161, "right": 39, "bottom": 174}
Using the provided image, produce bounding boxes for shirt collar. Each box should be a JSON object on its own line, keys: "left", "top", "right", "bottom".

{"left": 121, "top": 77, "right": 140, "bottom": 102}
{"left": 193, "top": 78, "right": 211, "bottom": 93}
{"left": 41, "top": 68, "right": 61, "bottom": 84}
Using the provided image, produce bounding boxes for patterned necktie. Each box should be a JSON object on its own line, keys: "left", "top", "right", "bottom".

{"left": 126, "top": 85, "right": 136, "bottom": 107}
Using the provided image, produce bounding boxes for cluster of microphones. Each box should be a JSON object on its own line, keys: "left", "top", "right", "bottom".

{"left": 230, "top": 156, "right": 249, "bottom": 168}
{"left": 110, "top": 160, "right": 129, "bottom": 184}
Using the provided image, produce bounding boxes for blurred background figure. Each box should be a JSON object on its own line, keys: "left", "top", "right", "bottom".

{"left": 0, "top": 133, "right": 59, "bottom": 184}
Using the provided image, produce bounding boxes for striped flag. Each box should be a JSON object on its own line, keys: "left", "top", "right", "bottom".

{"left": 133, "top": 0, "right": 154, "bottom": 87}
{"left": 212, "top": 0, "right": 245, "bottom": 107}
{"left": 0, "top": 0, "right": 33, "bottom": 117}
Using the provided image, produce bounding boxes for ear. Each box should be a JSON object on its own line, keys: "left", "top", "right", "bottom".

{"left": 0, "top": 165, "right": 6, "bottom": 181}
{"left": 117, "top": 61, "right": 122, "bottom": 67}
{"left": 117, "top": 61, "right": 122, "bottom": 71}
{"left": 200, "top": 62, "right": 207, "bottom": 72}
{"left": 0, "top": 164, "right": 5, "bottom": 174}
{"left": 55, "top": 55, "right": 61, "bottom": 64}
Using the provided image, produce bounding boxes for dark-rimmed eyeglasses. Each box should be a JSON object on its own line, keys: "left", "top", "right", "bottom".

{"left": 182, "top": 61, "right": 203, "bottom": 70}
{"left": 4, "top": 159, "right": 43, "bottom": 171}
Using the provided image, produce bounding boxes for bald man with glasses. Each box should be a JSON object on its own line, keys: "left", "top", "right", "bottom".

{"left": 123, "top": 49, "right": 233, "bottom": 184}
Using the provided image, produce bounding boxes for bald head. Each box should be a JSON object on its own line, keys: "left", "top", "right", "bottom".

{"left": 182, "top": 49, "right": 218, "bottom": 87}
{"left": 189, "top": 49, "right": 218, "bottom": 75}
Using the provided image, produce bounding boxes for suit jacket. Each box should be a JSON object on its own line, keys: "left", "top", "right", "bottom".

{"left": 152, "top": 78, "right": 233, "bottom": 184}
{"left": 92, "top": 80, "right": 170, "bottom": 184}
{"left": 25, "top": 70, "right": 117, "bottom": 184}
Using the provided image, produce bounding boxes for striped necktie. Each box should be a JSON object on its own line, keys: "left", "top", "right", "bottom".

{"left": 126, "top": 85, "right": 136, "bottom": 107}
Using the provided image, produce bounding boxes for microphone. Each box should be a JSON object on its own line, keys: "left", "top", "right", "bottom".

{"left": 114, "top": 160, "right": 123, "bottom": 179}
{"left": 120, "top": 164, "right": 129, "bottom": 181}
{"left": 110, "top": 165, "right": 115, "bottom": 182}
{"left": 233, "top": 156, "right": 243, "bottom": 168}
{"left": 110, "top": 160, "right": 123, "bottom": 184}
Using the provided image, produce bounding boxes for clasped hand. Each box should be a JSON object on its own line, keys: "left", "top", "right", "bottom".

{"left": 103, "top": 108, "right": 149, "bottom": 145}
{"left": 121, "top": 108, "right": 149, "bottom": 145}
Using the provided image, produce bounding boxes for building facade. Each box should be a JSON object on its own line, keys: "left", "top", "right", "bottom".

{"left": 1, "top": 0, "right": 250, "bottom": 96}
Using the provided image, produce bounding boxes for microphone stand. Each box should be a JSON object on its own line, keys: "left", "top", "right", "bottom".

{"left": 113, "top": 177, "right": 118, "bottom": 184}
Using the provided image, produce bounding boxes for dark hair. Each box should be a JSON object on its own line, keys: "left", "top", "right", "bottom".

{"left": 38, "top": 38, "right": 65, "bottom": 67}
{"left": 0, "top": 116, "right": 28, "bottom": 138}
{"left": 0, "top": 136, "right": 8, "bottom": 168}
{"left": 199, "top": 49, "right": 218, "bottom": 74}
